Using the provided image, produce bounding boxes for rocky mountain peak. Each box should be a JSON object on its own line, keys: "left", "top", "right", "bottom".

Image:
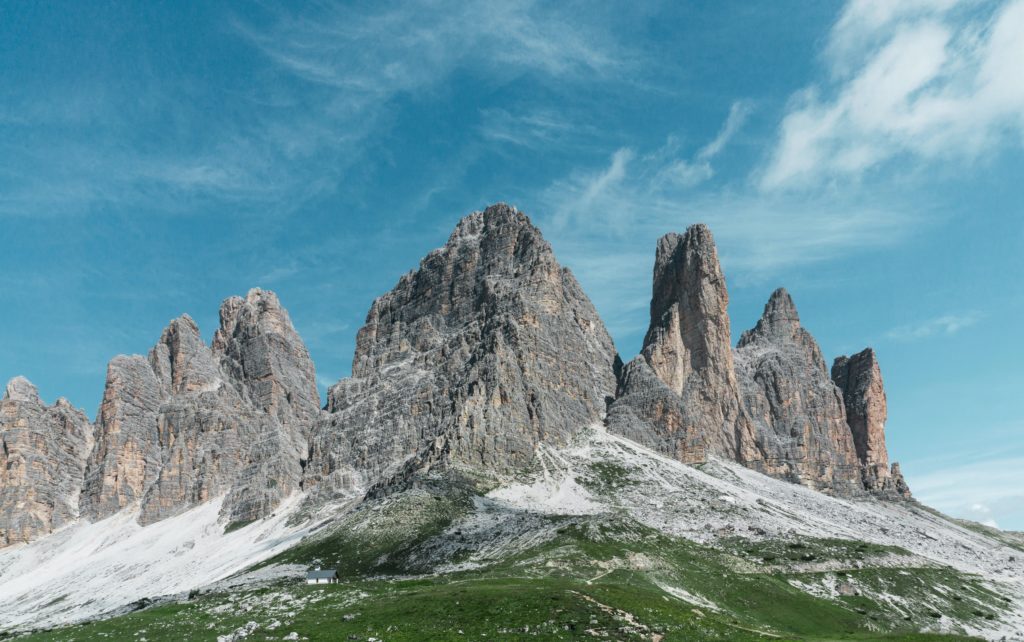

{"left": 608, "top": 222, "right": 758, "bottom": 465}
{"left": 738, "top": 287, "right": 803, "bottom": 347}
{"left": 832, "top": 348, "right": 911, "bottom": 498}
{"left": 733, "top": 287, "right": 862, "bottom": 494}
{"left": 3, "top": 376, "right": 41, "bottom": 404}
{"left": 2, "top": 376, "right": 94, "bottom": 547}
{"left": 214, "top": 288, "right": 319, "bottom": 428}
{"left": 308, "top": 203, "right": 619, "bottom": 499}
{"left": 642, "top": 223, "right": 733, "bottom": 394}
{"left": 148, "top": 314, "right": 220, "bottom": 395}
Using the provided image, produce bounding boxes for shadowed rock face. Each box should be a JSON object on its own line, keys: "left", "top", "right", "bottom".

{"left": 733, "top": 289, "right": 863, "bottom": 494}
{"left": 1, "top": 378, "right": 94, "bottom": 546}
{"left": 305, "top": 203, "right": 620, "bottom": 499}
{"left": 832, "top": 349, "right": 911, "bottom": 499}
{"left": 608, "top": 224, "right": 758, "bottom": 465}
{"left": 82, "top": 290, "right": 317, "bottom": 526}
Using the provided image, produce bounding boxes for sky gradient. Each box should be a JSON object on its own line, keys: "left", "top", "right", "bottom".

{"left": 2, "top": 1, "right": 1022, "bottom": 529}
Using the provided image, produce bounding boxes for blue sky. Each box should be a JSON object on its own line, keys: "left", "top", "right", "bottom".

{"left": 2, "top": 1, "right": 1022, "bottom": 529}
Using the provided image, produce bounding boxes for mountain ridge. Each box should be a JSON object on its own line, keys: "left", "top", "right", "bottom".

{"left": 3, "top": 203, "right": 909, "bottom": 549}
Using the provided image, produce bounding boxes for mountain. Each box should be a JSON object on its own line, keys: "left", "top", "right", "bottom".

{"left": 79, "top": 289, "right": 317, "bottom": 527}
{"left": 304, "top": 204, "right": 619, "bottom": 500}
{"left": 0, "top": 204, "right": 1020, "bottom": 641}
{"left": 609, "top": 224, "right": 907, "bottom": 497}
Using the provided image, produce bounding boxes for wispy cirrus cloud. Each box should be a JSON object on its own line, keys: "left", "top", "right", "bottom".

{"left": 534, "top": 102, "right": 925, "bottom": 344}
{"left": 235, "top": 1, "right": 627, "bottom": 103}
{"left": 652, "top": 101, "right": 753, "bottom": 189}
{"left": 3, "top": 1, "right": 632, "bottom": 220}
{"left": 760, "top": 0, "right": 1024, "bottom": 190}
{"left": 908, "top": 449, "right": 1024, "bottom": 530}
{"left": 885, "top": 311, "right": 983, "bottom": 341}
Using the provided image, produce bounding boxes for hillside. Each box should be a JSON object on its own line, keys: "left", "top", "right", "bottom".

{"left": 3, "top": 425, "right": 1021, "bottom": 640}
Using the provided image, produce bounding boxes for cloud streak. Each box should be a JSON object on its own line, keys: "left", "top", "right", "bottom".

{"left": 760, "top": 0, "right": 1024, "bottom": 190}
{"left": 885, "top": 311, "right": 983, "bottom": 341}
{"left": 908, "top": 451, "right": 1024, "bottom": 531}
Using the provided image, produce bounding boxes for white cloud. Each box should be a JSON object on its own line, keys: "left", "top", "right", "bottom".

{"left": 650, "top": 101, "right": 753, "bottom": 190}
{"left": 761, "top": 0, "right": 1024, "bottom": 190}
{"left": 885, "top": 311, "right": 982, "bottom": 341}
{"left": 542, "top": 109, "right": 920, "bottom": 275}
{"left": 536, "top": 105, "right": 924, "bottom": 343}
{"left": 908, "top": 453, "right": 1024, "bottom": 531}
{"left": 236, "top": 2, "right": 625, "bottom": 106}
{"left": 477, "top": 108, "right": 596, "bottom": 150}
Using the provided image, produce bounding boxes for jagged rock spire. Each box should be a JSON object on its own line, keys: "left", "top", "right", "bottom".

{"left": 148, "top": 314, "right": 221, "bottom": 395}
{"left": 81, "top": 355, "right": 166, "bottom": 519}
{"left": 608, "top": 223, "right": 759, "bottom": 464}
{"left": 642, "top": 224, "right": 734, "bottom": 395}
{"left": 4, "top": 376, "right": 41, "bottom": 403}
{"left": 832, "top": 349, "right": 911, "bottom": 498}
{"left": 82, "top": 289, "right": 318, "bottom": 527}
{"left": 214, "top": 288, "right": 320, "bottom": 430}
{"left": 739, "top": 287, "right": 801, "bottom": 343}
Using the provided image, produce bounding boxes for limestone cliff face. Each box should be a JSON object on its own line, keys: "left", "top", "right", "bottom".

{"left": 831, "top": 349, "right": 911, "bottom": 499}
{"left": 733, "top": 289, "right": 863, "bottom": 494}
{"left": 305, "top": 203, "right": 619, "bottom": 498}
{"left": 1, "top": 377, "right": 93, "bottom": 546}
{"left": 83, "top": 290, "right": 316, "bottom": 526}
{"left": 607, "top": 225, "right": 758, "bottom": 465}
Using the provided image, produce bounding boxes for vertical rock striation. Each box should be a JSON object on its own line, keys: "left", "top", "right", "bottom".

{"left": 831, "top": 349, "right": 911, "bottom": 498}
{"left": 733, "top": 289, "right": 863, "bottom": 494}
{"left": 1, "top": 377, "right": 94, "bottom": 546}
{"left": 81, "top": 356, "right": 167, "bottom": 518}
{"left": 305, "top": 203, "right": 619, "bottom": 499}
{"left": 607, "top": 225, "right": 758, "bottom": 465}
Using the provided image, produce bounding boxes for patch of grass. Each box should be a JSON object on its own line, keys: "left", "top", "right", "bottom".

{"left": 576, "top": 461, "right": 637, "bottom": 494}
{"left": 222, "top": 519, "right": 254, "bottom": 534}
{"left": 722, "top": 536, "right": 910, "bottom": 565}
{"left": 256, "top": 482, "right": 475, "bottom": 575}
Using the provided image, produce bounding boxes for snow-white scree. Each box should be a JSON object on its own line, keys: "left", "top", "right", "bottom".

{"left": 0, "top": 493, "right": 312, "bottom": 631}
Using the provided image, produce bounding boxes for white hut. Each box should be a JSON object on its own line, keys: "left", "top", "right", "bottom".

{"left": 305, "top": 568, "right": 339, "bottom": 585}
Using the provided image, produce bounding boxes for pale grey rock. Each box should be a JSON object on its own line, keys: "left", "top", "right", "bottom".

{"left": 1, "top": 377, "right": 94, "bottom": 547}
{"left": 84, "top": 290, "right": 317, "bottom": 526}
{"left": 832, "top": 349, "right": 911, "bottom": 499}
{"left": 213, "top": 289, "right": 320, "bottom": 431}
{"left": 306, "top": 203, "right": 619, "bottom": 498}
{"left": 82, "top": 355, "right": 167, "bottom": 518}
{"left": 733, "top": 288, "right": 863, "bottom": 494}
{"left": 137, "top": 315, "right": 253, "bottom": 525}
{"left": 607, "top": 224, "right": 759, "bottom": 465}
{"left": 4, "top": 376, "right": 41, "bottom": 403}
